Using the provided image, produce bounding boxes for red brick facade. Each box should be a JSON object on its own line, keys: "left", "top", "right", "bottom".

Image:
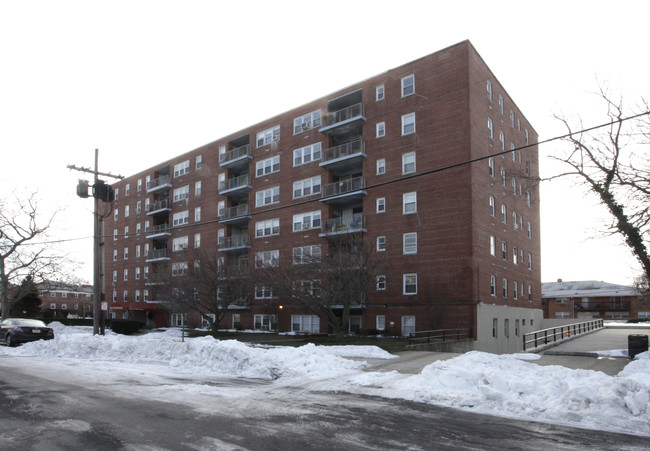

{"left": 105, "top": 41, "right": 541, "bottom": 339}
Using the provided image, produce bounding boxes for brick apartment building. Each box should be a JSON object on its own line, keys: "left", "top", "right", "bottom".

{"left": 106, "top": 40, "right": 541, "bottom": 352}
{"left": 39, "top": 285, "right": 93, "bottom": 318}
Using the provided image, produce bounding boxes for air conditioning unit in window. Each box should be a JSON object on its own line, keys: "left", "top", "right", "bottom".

{"left": 302, "top": 123, "right": 310, "bottom": 130}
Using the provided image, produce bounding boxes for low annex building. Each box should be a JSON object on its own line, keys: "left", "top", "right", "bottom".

{"left": 106, "top": 40, "right": 542, "bottom": 351}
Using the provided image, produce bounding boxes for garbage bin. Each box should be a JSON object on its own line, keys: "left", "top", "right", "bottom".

{"left": 628, "top": 334, "right": 649, "bottom": 359}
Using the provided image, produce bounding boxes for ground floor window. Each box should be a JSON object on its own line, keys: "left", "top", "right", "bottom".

{"left": 401, "top": 316, "right": 415, "bottom": 337}
{"left": 555, "top": 312, "right": 571, "bottom": 319}
{"left": 254, "top": 314, "right": 277, "bottom": 331}
{"left": 201, "top": 314, "right": 216, "bottom": 329}
{"left": 292, "top": 315, "right": 320, "bottom": 333}
{"left": 605, "top": 312, "right": 629, "bottom": 320}
{"left": 349, "top": 316, "right": 362, "bottom": 334}
{"left": 232, "top": 314, "right": 241, "bottom": 329}
{"left": 170, "top": 313, "right": 186, "bottom": 327}
{"left": 376, "top": 315, "right": 385, "bottom": 331}
{"left": 639, "top": 312, "right": 650, "bottom": 319}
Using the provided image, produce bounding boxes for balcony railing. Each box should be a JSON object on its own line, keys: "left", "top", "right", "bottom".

{"left": 220, "top": 144, "right": 251, "bottom": 165}
{"left": 219, "top": 204, "right": 250, "bottom": 220}
{"left": 321, "top": 139, "right": 364, "bottom": 164}
{"left": 321, "top": 214, "right": 365, "bottom": 235}
{"left": 146, "top": 199, "right": 171, "bottom": 214}
{"left": 218, "top": 235, "right": 251, "bottom": 250}
{"left": 146, "top": 248, "right": 170, "bottom": 261}
{"left": 321, "top": 177, "right": 365, "bottom": 198}
{"left": 575, "top": 301, "right": 631, "bottom": 311}
{"left": 218, "top": 174, "right": 250, "bottom": 192}
{"left": 145, "top": 223, "right": 170, "bottom": 237}
{"left": 146, "top": 175, "right": 171, "bottom": 192}
{"left": 326, "top": 103, "right": 364, "bottom": 126}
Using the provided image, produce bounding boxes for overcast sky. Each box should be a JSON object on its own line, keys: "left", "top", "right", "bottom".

{"left": 1, "top": 0, "right": 648, "bottom": 286}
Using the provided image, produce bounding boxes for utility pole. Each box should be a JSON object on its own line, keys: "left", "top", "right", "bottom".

{"left": 68, "top": 149, "right": 123, "bottom": 335}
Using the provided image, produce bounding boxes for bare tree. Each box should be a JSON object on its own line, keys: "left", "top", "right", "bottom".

{"left": 257, "top": 233, "right": 385, "bottom": 336}
{"left": 551, "top": 88, "right": 650, "bottom": 293}
{"left": 152, "top": 249, "right": 252, "bottom": 336}
{"left": 0, "top": 193, "right": 68, "bottom": 320}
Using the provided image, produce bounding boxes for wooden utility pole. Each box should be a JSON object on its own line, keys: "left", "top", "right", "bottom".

{"left": 68, "top": 149, "right": 123, "bottom": 335}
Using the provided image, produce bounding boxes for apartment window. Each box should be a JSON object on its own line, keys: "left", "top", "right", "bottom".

{"left": 114, "top": 209, "right": 118, "bottom": 221}
{"left": 525, "top": 129, "right": 529, "bottom": 145}
{"left": 513, "top": 281, "right": 519, "bottom": 299}
{"left": 528, "top": 253, "right": 532, "bottom": 270}
{"left": 112, "top": 270, "right": 117, "bottom": 283}
{"left": 512, "top": 178, "right": 517, "bottom": 196}
{"left": 293, "top": 210, "right": 321, "bottom": 231}
{"left": 135, "top": 290, "right": 141, "bottom": 302}
{"left": 501, "top": 168, "right": 506, "bottom": 186}
{"left": 510, "top": 110, "right": 515, "bottom": 128}
{"left": 403, "top": 192, "right": 417, "bottom": 214}
{"left": 172, "top": 262, "right": 188, "bottom": 277}
{"left": 488, "top": 158, "right": 495, "bottom": 177}
{"left": 123, "top": 269, "right": 128, "bottom": 281}
{"left": 136, "top": 201, "right": 142, "bottom": 214}
{"left": 401, "top": 74, "right": 414, "bottom": 97}
{"left": 194, "top": 207, "right": 201, "bottom": 222}
{"left": 173, "top": 210, "right": 189, "bottom": 227}
{"left": 114, "top": 188, "right": 119, "bottom": 200}
{"left": 256, "top": 218, "right": 280, "bottom": 237}
{"left": 173, "top": 236, "right": 189, "bottom": 252}
{"left": 499, "top": 131, "right": 505, "bottom": 151}
{"left": 528, "top": 285, "right": 532, "bottom": 301}
{"left": 526, "top": 160, "right": 530, "bottom": 176}
{"left": 402, "top": 113, "right": 416, "bottom": 135}
{"left": 137, "top": 179, "right": 142, "bottom": 191}
{"left": 196, "top": 155, "right": 202, "bottom": 170}
{"left": 255, "top": 250, "right": 279, "bottom": 268}
{"left": 487, "top": 118, "right": 493, "bottom": 139}
{"left": 498, "top": 96, "right": 504, "bottom": 115}
{"left": 486, "top": 80, "right": 492, "bottom": 101}
{"left": 376, "top": 85, "right": 385, "bottom": 101}
{"left": 377, "top": 236, "right": 386, "bottom": 252}
{"left": 504, "top": 318, "right": 509, "bottom": 338}
{"left": 490, "top": 235, "right": 496, "bottom": 256}
{"left": 377, "top": 158, "right": 386, "bottom": 175}
{"left": 527, "top": 222, "right": 532, "bottom": 239}
{"left": 174, "top": 160, "right": 190, "bottom": 178}
{"left": 293, "top": 143, "right": 321, "bottom": 166}
{"left": 527, "top": 191, "right": 531, "bottom": 207}
{"left": 125, "top": 183, "right": 130, "bottom": 196}
{"left": 501, "top": 204, "right": 507, "bottom": 224}
{"left": 376, "top": 315, "right": 386, "bottom": 331}
{"left": 256, "top": 125, "right": 280, "bottom": 147}
{"left": 217, "top": 201, "right": 225, "bottom": 217}
{"left": 124, "top": 205, "right": 130, "bottom": 217}
{"left": 256, "top": 186, "right": 280, "bottom": 207}
{"left": 489, "top": 196, "right": 495, "bottom": 216}
{"left": 136, "top": 267, "right": 141, "bottom": 280}
{"left": 402, "top": 152, "right": 416, "bottom": 174}
{"left": 123, "top": 247, "right": 128, "bottom": 260}
{"left": 111, "top": 292, "right": 116, "bottom": 303}
{"left": 376, "top": 197, "right": 386, "bottom": 213}
{"left": 124, "top": 226, "right": 129, "bottom": 238}
{"left": 293, "top": 110, "right": 321, "bottom": 134}
{"left": 515, "top": 319, "right": 520, "bottom": 336}
{"left": 377, "top": 275, "right": 386, "bottom": 291}
{"left": 293, "top": 176, "right": 321, "bottom": 198}
{"left": 173, "top": 185, "right": 189, "bottom": 202}
{"left": 501, "top": 241, "right": 507, "bottom": 260}
{"left": 144, "top": 267, "right": 149, "bottom": 279}
{"left": 292, "top": 315, "right": 320, "bottom": 333}
{"left": 194, "top": 233, "right": 201, "bottom": 248}
{"left": 293, "top": 245, "right": 321, "bottom": 265}
{"left": 255, "top": 285, "right": 275, "bottom": 299}
{"left": 490, "top": 275, "right": 496, "bottom": 297}
{"left": 403, "top": 274, "right": 417, "bottom": 295}
{"left": 376, "top": 122, "right": 386, "bottom": 138}
{"left": 195, "top": 181, "right": 202, "bottom": 197}
{"left": 123, "top": 291, "right": 128, "bottom": 302}
{"left": 256, "top": 156, "right": 280, "bottom": 177}
{"left": 513, "top": 212, "right": 518, "bottom": 230}
{"left": 403, "top": 232, "right": 417, "bottom": 255}
{"left": 513, "top": 246, "right": 518, "bottom": 265}
{"left": 503, "top": 278, "right": 508, "bottom": 298}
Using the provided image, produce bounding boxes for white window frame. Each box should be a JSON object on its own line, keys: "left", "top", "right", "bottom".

{"left": 487, "top": 117, "right": 493, "bottom": 139}
{"left": 377, "top": 236, "right": 386, "bottom": 252}
{"left": 256, "top": 218, "right": 280, "bottom": 238}
{"left": 292, "top": 245, "right": 321, "bottom": 265}
{"left": 256, "top": 125, "right": 281, "bottom": 147}
{"left": 377, "top": 197, "right": 386, "bottom": 213}
{"left": 173, "top": 210, "right": 189, "bottom": 227}
{"left": 256, "top": 155, "right": 280, "bottom": 177}
{"left": 403, "top": 274, "right": 417, "bottom": 295}
{"left": 172, "top": 236, "right": 189, "bottom": 252}
{"left": 376, "top": 315, "right": 386, "bottom": 331}
{"left": 403, "top": 192, "right": 417, "bottom": 214}
{"left": 255, "top": 250, "right": 279, "bottom": 268}
{"left": 196, "top": 155, "right": 202, "bottom": 170}
{"left": 401, "top": 74, "right": 414, "bottom": 97}
{"left": 403, "top": 232, "right": 417, "bottom": 255}
{"left": 402, "top": 152, "right": 416, "bottom": 175}
{"left": 293, "top": 176, "right": 321, "bottom": 199}
{"left": 174, "top": 160, "right": 190, "bottom": 178}
{"left": 293, "top": 110, "right": 321, "bottom": 134}
{"left": 293, "top": 143, "right": 322, "bottom": 166}
{"left": 291, "top": 315, "right": 320, "bottom": 333}
{"left": 195, "top": 181, "right": 202, "bottom": 197}
{"left": 173, "top": 185, "right": 189, "bottom": 202}
{"left": 255, "top": 285, "right": 275, "bottom": 299}
{"left": 256, "top": 186, "right": 280, "bottom": 207}
{"left": 293, "top": 210, "right": 321, "bottom": 232}
{"left": 401, "top": 113, "right": 416, "bottom": 135}
{"left": 376, "top": 85, "right": 385, "bottom": 101}
{"left": 376, "top": 122, "right": 386, "bottom": 138}
{"left": 376, "top": 158, "right": 386, "bottom": 175}
{"left": 194, "top": 207, "right": 201, "bottom": 222}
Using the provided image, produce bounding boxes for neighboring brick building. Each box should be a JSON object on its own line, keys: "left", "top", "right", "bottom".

{"left": 39, "top": 285, "right": 93, "bottom": 318}
{"left": 542, "top": 280, "right": 648, "bottom": 320}
{"left": 106, "top": 40, "right": 541, "bottom": 351}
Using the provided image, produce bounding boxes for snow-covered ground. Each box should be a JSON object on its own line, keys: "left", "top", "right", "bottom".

{"left": 1, "top": 322, "right": 649, "bottom": 437}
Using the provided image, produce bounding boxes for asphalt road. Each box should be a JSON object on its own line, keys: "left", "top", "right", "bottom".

{"left": 0, "top": 358, "right": 648, "bottom": 451}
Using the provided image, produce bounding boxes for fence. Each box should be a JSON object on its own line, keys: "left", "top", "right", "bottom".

{"left": 522, "top": 319, "right": 604, "bottom": 351}
{"left": 409, "top": 328, "right": 473, "bottom": 346}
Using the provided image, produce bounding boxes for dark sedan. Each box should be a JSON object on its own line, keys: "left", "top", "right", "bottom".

{"left": 0, "top": 318, "right": 54, "bottom": 347}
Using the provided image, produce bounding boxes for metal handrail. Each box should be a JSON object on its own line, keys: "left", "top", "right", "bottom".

{"left": 409, "top": 328, "right": 473, "bottom": 345}
{"left": 522, "top": 319, "right": 604, "bottom": 351}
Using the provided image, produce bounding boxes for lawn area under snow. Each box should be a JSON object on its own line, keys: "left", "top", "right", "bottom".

{"left": 1, "top": 322, "right": 649, "bottom": 437}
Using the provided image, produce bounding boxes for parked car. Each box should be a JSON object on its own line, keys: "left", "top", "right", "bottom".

{"left": 0, "top": 318, "right": 54, "bottom": 347}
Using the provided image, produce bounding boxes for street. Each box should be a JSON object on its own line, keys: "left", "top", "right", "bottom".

{"left": 0, "top": 356, "right": 648, "bottom": 450}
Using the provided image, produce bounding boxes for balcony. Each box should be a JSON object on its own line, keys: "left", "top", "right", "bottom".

{"left": 146, "top": 199, "right": 171, "bottom": 216}
{"left": 218, "top": 174, "right": 251, "bottom": 201}
{"left": 220, "top": 144, "right": 251, "bottom": 172}
{"left": 319, "top": 103, "right": 365, "bottom": 136}
{"left": 320, "top": 177, "right": 366, "bottom": 205}
{"left": 145, "top": 223, "right": 171, "bottom": 239}
{"left": 218, "top": 235, "right": 251, "bottom": 253}
{"left": 146, "top": 175, "right": 172, "bottom": 194}
{"left": 320, "top": 214, "right": 366, "bottom": 237}
{"left": 146, "top": 248, "right": 170, "bottom": 263}
{"left": 319, "top": 138, "right": 365, "bottom": 174}
{"left": 575, "top": 301, "right": 631, "bottom": 311}
{"left": 218, "top": 204, "right": 251, "bottom": 226}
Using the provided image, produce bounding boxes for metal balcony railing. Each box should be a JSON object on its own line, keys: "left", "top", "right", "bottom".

{"left": 145, "top": 224, "right": 170, "bottom": 235}
{"left": 321, "top": 139, "right": 364, "bottom": 164}
{"left": 146, "top": 175, "right": 171, "bottom": 191}
{"left": 218, "top": 174, "right": 250, "bottom": 192}
{"left": 218, "top": 235, "right": 251, "bottom": 249}
{"left": 326, "top": 103, "right": 364, "bottom": 126}
{"left": 321, "top": 177, "right": 365, "bottom": 198}
{"left": 220, "top": 144, "right": 251, "bottom": 165}
{"left": 146, "top": 248, "right": 170, "bottom": 261}
{"left": 321, "top": 214, "right": 365, "bottom": 234}
{"left": 146, "top": 199, "right": 171, "bottom": 213}
{"left": 219, "top": 204, "right": 250, "bottom": 220}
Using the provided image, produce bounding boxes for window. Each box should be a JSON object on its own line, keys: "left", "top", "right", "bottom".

{"left": 256, "top": 125, "right": 280, "bottom": 147}
{"left": 173, "top": 185, "right": 189, "bottom": 202}
{"left": 113, "top": 249, "right": 117, "bottom": 261}
{"left": 256, "top": 156, "right": 280, "bottom": 177}
{"left": 255, "top": 250, "right": 279, "bottom": 268}
{"left": 501, "top": 168, "right": 506, "bottom": 186}
{"left": 487, "top": 118, "right": 493, "bottom": 139}
{"left": 217, "top": 201, "right": 225, "bottom": 217}
{"left": 528, "top": 253, "right": 532, "bottom": 270}
{"left": 403, "top": 192, "right": 417, "bottom": 214}
{"left": 173, "top": 236, "right": 189, "bottom": 251}
{"left": 503, "top": 278, "right": 508, "bottom": 298}
{"left": 376, "top": 315, "right": 386, "bottom": 331}
{"left": 196, "top": 155, "right": 202, "bottom": 170}
{"left": 490, "top": 235, "right": 496, "bottom": 256}
{"left": 401, "top": 74, "right": 414, "bottom": 97}
{"left": 173, "top": 210, "right": 189, "bottom": 227}
{"left": 293, "top": 210, "right": 321, "bottom": 231}
{"left": 510, "top": 110, "right": 515, "bottom": 128}
{"left": 376, "top": 85, "right": 385, "bottom": 101}
{"left": 61, "top": 292, "right": 68, "bottom": 299}
{"left": 498, "top": 96, "right": 504, "bottom": 115}
{"left": 114, "top": 188, "right": 119, "bottom": 200}
{"left": 513, "top": 281, "right": 519, "bottom": 299}
{"left": 499, "top": 131, "right": 505, "bottom": 150}
{"left": 403, "top": 274, "right": 417, "bottom": 295}
{"left": 512, "top": 178, "right": 517, "bottom": 196}
{"left": 527, "top": 191, "right": 531, "bottom": 207}
{"left": 377, "top": 158, "right": 386, "bottom": 175}
{"left": 254, "top": 314, "right": 276, "bottom": 331}
{"left": 515, "top": 319, "right": 520, "bottom": 336}
{"left": 490, "top": 275, "right": 496, "bottom": 297}
{"left": 137, "top": 179, "right": 142, "bottom": 191}
{"left": 377, "top": 197, "right": 386, "bottom": 213}
{"left": 124, "top": 205, "right": 130, "bottom": 217}
{"left": 291, "top": 315, "right": 320, "bottom": 333}
{"left": 295, "top": 280, "right": 320, "bottom": 297}
{"left": 124, "top": 226, "right": 129, "bottom": 238}
{"left": 293, "top": 245, "right": 321, "bottom": 265}
{"left": 527, "top": 222, "right": 532, "bottom": 239}
{"left": 293, "top": 110, "right": 321, "bottom": 134}
{"left": 377, "top": 236, "right": 386, "bottom": 252}
{"left": 194, "top": 207, "right": 201, "bottom": 222}
{"left": 293, "top": 143, "right": 321, "bottom": 166}
{"left": 402, "top": 113, "right": 415, "bottom": 135}
{"left": 123, "top": 269, "right": 128, "bottom": 281}
{"left": 255, "top": 285, "right": 274, "bottom": 299}
{"left": 502, "top": 241, "right": 507, "bottom": 260}
{"left": 144, "top": 267, "right": 149, "bottom": 279}
{"left": 402, "top": 152, "right": 416, "bottom": 174}
{"left": 114, "top": 208, "right": 118, "bottom": 221}
{"left": 492, "top": 318, "right": 498, "bottom": 338}
{"left": 170, "top": 313, "right": 186, "bottom": 327}
{"left": 401, "top": 316, "right": 415, "bottom": 337}
{"left": 256, "top": 186, "right": 280, "bottom": 207}
{"left": 488, "top": 158, "right": 495, "bottom": 177}
{"left": 513, "top": 246, "right": 518, "bottom": 265}
{"left": 135, "top": 290, "right": 141, "bottom": 302}
{"left": 256, "top": 218, "right": 280, "bottom": 237}
{"left": 172, "top": 262, "right": 188, "bottom": 277}
{"left": 501, "top": 204, "right": 507, "bottom": 224}
{"left": 232, "top": 314, "right": 241, "bottom": 329}
{"left": 125, "top": 184, "right": 130, "bottom": 196}
{"left": 486, "top": 80, "right": 492, "bottom": 101}
{"left": 174, "top": 160, "right": 190, "bottom": 177}
{"left": 403, "top": 232, "right": 417, "bottom": 254}
{"left": 528, "top": 285, "right": 532, "bottom": 301}
{"left": 293, "top": 176, "right": 321, "bottom": 198}
{"left": 489, "top": 196, "right": 495, "bottom": 216}
{"left": 136, "top": 267, "right": 141, "bottom": 280}
{"left": 504, "top": 318, "right": 509, "bottom": 338}
{"left": 376, "top": 122, "right": 386, "bottom": 138}
{"left": 525, "top": 129, "right": 529, "bottom": 145}
{"left": 195, "top": 181, "right": 202, "bottom": 197}
{"left": 123, "top": 247, "right": 128, "bottom": 260}
{"left": 136, "top": 201, "right": 142, "bottom": 214}
{"left": 513, "top": 212, "right": 518, "bottom": 230}
{"left": 194, "top": 233, "right": 201, "bottom": 248}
